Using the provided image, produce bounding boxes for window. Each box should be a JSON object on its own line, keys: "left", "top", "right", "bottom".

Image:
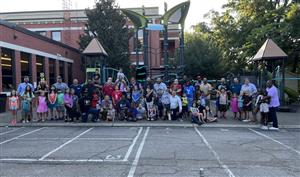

{"left": 51, "top": 31, "right": 61, "bottom": 42}
{"left": 36, "top": 31, "right": 46, "bottom": 36}
{"left": 1, "top": 48, "right": 14, "bottom": 91}
{"left": 59, "top": 61, "right": 65, "bottom": 81}
{"left": 36, "top": 55, "right": 44, "bottom": 82}
{"left": 67, "top": 63, "right": 72, "bottom": 85}
{"left": 49, "top": 59, "right": 56, "bottom": 85}
{"left": 21, "top": 52, "right": 31, "bottom": 80}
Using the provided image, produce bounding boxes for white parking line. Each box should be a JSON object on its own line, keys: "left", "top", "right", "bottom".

{"left": 39, "top": 128, "right": 93, "bottom": 160}
{"left": 249, "top": 128, "right": 300, "bottom": 155}
{"left": 194, "top": 127, "right": 236, "bottom": 177}
{"left": 17, "top": 137, "right": 133, "bottom": 141}
{"left": 0, "top": 158, "right": 125, "bottom": 163}
{"left": 0, "top": 128, "right": 45, "bottom": 145}
{"left": 123, "top": 127, "right": 143, "bottom": 161}
{"left": 0, "top": 127, "right": 24, "bottom": 136}
{"left": 127, "top": 127, "right": 150, "bottom": 177}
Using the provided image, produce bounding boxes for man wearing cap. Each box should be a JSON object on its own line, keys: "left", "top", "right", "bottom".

{"left": 17, "top": 76, "right": 34, "bottom": 95}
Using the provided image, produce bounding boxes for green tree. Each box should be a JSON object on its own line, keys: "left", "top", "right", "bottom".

{"left": 208, "top": 0, "right": 300, "bottom": 73}
{"left": 184, "top": 23, "right": 224, "bottom": 78}
{"left": 79, "top": 0, "right": 132, "bottom": 71}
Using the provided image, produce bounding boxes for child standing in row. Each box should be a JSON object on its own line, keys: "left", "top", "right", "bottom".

{"left": 230, "top": 93, "right": 239, "bottom": 119}
{"left": 219, "top": 88, "right": 228, "bottom": 119}
{"left": 36, "top": 91, "right": 48, "bottom": 122}
{"left": 48, "top": 86, "right": 57, "bottom": 120}
{"left": 21, "top": 85, "right": 35, "bottom": 123}
{"left": 259, "top": 90, "right": 270, "bottom": 130}
{"left": 8, "top": 89, "right": 19, "bottom": 125}
{"left": 242, "top": 91, "right": 252, "bottom": 122}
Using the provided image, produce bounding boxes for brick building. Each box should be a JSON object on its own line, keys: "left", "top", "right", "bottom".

{"left": 0, "top": 7, "right": 180, "bottom": 92}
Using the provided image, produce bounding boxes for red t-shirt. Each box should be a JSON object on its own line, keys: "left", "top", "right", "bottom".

{"left": 103, "top": 83, "right": 114, "bottom": 97}
{"left": 112, "top": 90, "right": 122, "bottom": 105}
{"left": 91, "top": 94, "right": 100, "bottom": 108}
{"left": 170, "top": 84, "right": 182, "bottom": 96}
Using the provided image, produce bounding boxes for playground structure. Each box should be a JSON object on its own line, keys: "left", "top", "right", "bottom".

{"left": 121, "top": 1, "right": 190, "bottom": 81}
{"left": 252, "top": 38, "right": 300, "bottom": 106}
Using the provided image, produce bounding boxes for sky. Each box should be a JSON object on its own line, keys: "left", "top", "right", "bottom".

{"left": 0, "top": 0, "right": 227, "bottom": 30}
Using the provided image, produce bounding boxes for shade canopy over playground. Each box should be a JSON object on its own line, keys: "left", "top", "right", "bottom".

{"left": 252, "top": 38, "right": 288, "bottom": 105}
{"left": 82, "top": 38, "right": 108, "bottom": 57}
{"left": 252, "top": 39, "right": 288, "bottom": 61}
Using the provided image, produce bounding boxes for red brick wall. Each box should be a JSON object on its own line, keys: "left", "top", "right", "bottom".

{"left": 0, "top": 24, "right": 84, "bottom": 84}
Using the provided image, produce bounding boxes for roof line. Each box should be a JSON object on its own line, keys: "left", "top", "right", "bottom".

{"left": 0, "top": 19, "right": 80, "bottom": 53}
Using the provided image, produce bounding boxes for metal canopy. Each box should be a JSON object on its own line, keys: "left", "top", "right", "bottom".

{"left": 120, "top": 9, "right": 148, "bottom": 29}
{"left": 82, "top": 38, "right": 108, "bottom": 56}
{"left": 252, "top": 38, "right": 288, "bottom": 61}
{"left": 161, "top": 1, "right": 190, "bottom": 26}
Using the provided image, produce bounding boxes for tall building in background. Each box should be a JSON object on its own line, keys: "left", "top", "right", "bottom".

{"left": 0, "top": 7, "right": 180, "bottom": 92}
{"left": 0, "top": 8, "right": 180, "bottom": 67}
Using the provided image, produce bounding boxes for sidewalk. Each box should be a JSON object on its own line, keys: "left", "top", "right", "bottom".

{"left": 0, "top": 108, "right": 299, "bottom": 128}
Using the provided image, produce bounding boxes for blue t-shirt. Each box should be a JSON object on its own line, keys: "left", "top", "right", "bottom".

{"left": 230, "top": 84, "right": 242, "bottom": 95}
{"left": 184, "top": 85, "right": 195, "bottom": 99}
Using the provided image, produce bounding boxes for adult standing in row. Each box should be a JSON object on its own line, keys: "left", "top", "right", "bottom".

{"left": 70, "top": 79, "right": 82, "bottom": 98}
{"left": 17, "top": 76, "right": 34, "bottom": 95}
{"left": 53, "top": 76, "right": 69, "bottom": 93}
{"left": 266, "top": 80, "right": 280, "bottom": 130}
{"left": 240, "top": 78, "right": 257, "bottom": 97}
{"left": 230, "top": 78, "right": 242, "bottom": 95}
{"left": 200, "top": 78, "right": 212, "bottom": 109}
{"left": 53, "top": 76, "right": 68, "bottom": 120}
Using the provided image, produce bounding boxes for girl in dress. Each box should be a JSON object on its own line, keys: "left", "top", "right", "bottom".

{"left": 230, "top": 93, "right": 239, "bottom": 119}
{"left": 36, "top": 91, "right": 48, "bottom": 122}
{"left": 21, "top": 85, "right": 35, "bottom": 123}
{"left": 64, "top": 88, "right": 73, "bottom": 122}
{"left": 48, "top": 86, "right": 58, "bottom": 120}
{"left": 8, "top": 89, "right": 19, "bottom": 125}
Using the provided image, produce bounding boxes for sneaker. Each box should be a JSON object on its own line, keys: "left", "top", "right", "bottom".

{"left": 260, "top": 126, "right": 268, "bottom": 130}
{"left": 25, "top": 120, "right": 29, "bottom": 123}
{"left": 22, "top": 120, "right": 25, "bottom": 123}
{"left": 269, "top": 127, "right": 279, "bottom": 131}
{"left": 242, "top": 119, "right": 250, "bottom": 122}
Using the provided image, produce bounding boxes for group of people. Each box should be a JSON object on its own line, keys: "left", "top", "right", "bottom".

{"left": 7, "top": 69, "right": 280, "bottom": 130}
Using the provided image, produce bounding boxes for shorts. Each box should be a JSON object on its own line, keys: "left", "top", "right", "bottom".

{"left": 219, "top": 104, "right": 227, "bottom": 112}
{"left": 56, "top": 105, "right": 65, "bottom": 112}
{"left": 182, "top": 106, "right": 188, "bottom": 113}
{"left": 163, "top": 104, "right": 170, "bottom": 111}
{"left": 260, "top": 103, "right": 269, "bottom": 113}
{"left": 48, "top": 103, "right": 57, "bottom": 110}
{"left": 10, "top": 106, "right": 18, "bottom": 111}
{"left": 243, "top": 104, "right": 252, "bottom": 112}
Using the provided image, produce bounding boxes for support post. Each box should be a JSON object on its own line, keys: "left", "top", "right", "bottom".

{"left": 281, "top": 59, "right": 285, "bottom": 105}
{"left": 179, "top": 25, "right": 184, "bottom": 74}
{"left": 163, "top": 25, "right": 169, "bottom": 80}
{"left": 143, "top": 28, "right": 148, "bottom": 77}
{"left": 135, "top": 29, "right": 139, "bottom": 66}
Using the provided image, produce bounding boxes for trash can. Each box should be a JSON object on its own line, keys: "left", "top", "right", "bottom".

{"left": 0, "top": 94, "right": 7, "bottom": 113}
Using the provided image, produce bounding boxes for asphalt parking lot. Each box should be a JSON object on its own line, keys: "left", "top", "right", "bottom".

{"left": 0, "top": 126, "right": 299, "bottom": 177}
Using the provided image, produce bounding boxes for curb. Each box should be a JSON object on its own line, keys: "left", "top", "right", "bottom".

{"left": 1, "top": 123, "right": 299, "bottom": 129}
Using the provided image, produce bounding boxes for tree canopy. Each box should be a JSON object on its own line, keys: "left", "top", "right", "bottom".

{"left": 79, "top": 0, "right": 132, "bottom": 71}
{"left": 185, "top": 0, "right": 300, "bottom": 77}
